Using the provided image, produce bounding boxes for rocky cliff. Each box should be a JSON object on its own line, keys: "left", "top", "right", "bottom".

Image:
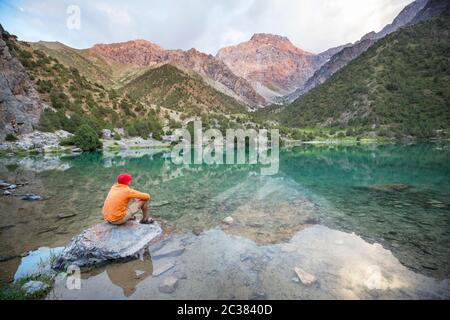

{"left": 0, "top": 25, "right": 43, "bottom": 141}
{"left": 410, "top": 0, "right": 450, "bottom": 24}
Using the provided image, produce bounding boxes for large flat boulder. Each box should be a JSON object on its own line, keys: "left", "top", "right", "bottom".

{"left": 52, "top": 221, "right": 162, "bottom": 270}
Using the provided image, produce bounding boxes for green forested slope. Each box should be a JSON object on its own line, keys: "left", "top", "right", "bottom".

{"left": 122, "top": 64, "right": 247, "bottom": 115}
{"left": 278, "top": 13, "right": 450, "bottom": 138}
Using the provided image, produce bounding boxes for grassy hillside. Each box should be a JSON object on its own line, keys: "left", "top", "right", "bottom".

{"left": 11, "top": 40, "right": 163, "bottom": 138}
{"left": 11, "top": 41, "right": 251, "bottom": 140}
{"left": 275, "top": 13, "right": 450, "bottom": 139}
{"left": 30, "top": 41, "right": 115, "bottom": 88}
{"left": 30, "top": 41, "right": 154, "bottom": 90}
{"left": 122, "top": 64, "right": 247, "bottom": 115}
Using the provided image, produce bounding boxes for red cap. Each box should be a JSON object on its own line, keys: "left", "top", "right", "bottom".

{"left": 117, "top": 173, "right": 132, "bottom": 185}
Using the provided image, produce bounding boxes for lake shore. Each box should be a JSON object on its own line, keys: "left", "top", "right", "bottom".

{"left": 3, "top": 129, "right": 450, "bottom": 158}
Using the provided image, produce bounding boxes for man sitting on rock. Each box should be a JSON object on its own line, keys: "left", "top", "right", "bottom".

{"left": 102, "top": 173, "right": 154, "bottom": 225}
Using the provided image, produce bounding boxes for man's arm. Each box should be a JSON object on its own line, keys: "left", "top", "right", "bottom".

{"left": 127, "top": 188, "right": 151, "bottom": 201}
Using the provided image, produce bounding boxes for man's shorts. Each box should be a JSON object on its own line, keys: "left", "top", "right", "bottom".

{"left": 110, "top": 200, "right": 142, "bottom": 225}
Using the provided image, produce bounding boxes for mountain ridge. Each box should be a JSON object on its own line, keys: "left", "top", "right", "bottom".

{"left": 273, "top": 10, "right": 450, "bottom": 139}
{"left": 89, "top": 39, "right": 267, "bottom": 108}
{"left": 284, "top": 0, "right": 429, "bottom": 103}
{"left": 216, "top": 33, "right": 328, "bottom": 103}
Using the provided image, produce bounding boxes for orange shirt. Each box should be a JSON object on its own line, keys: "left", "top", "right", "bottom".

{"left": 102, "top": 183, "right": 150, "bottom": 222}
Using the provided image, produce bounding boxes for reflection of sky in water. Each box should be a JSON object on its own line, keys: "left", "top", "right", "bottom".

{"left": 48, "top": 227, "right": 450, "bottom": 300}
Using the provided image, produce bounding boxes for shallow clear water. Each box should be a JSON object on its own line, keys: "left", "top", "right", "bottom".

{"left": 1, "top": 143, "right": 449, "bottom": 292}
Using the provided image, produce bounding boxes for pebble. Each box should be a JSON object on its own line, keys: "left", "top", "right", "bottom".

{"left": 192, "top": 227, "right": 203, "bottom": 236}
{"left": 222, "top": 216, "right": 234, "bottom": 225}
{"left": 294, "top": 267, "right": 317, "bottom": 285}
{"left": 134, "top": 270, "right": 146, "bottom": 279}
{"left": 159, "top": 276, "right": 179, "bottom": 294}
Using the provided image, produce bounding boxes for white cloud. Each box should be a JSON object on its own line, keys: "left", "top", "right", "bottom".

{"left": 0, "top": 0, "right": 413, "bottom": 54}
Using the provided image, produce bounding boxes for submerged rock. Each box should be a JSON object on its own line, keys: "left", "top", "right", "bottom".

{"left": 353, "top": 183, "right": 411, "bottom": 192}
{"left": 294, "top": 267, "right": 317, "bottom": 285}
{"left": 152, "top": 258, "right": 176, "bottom": 276}
{"left": 222, "top": 216, "right": 234, "bottom": 225}
{"left": 159, "top": 276, "right": 179, "bottom": 294}
{"left": 0, "top": 181, "right": 10, "bottom": 188}
{"left": 0, "top": 254, "right": 17, "bottom": 262}
{"left": 56, "top": 213, "right": 77, "bottom": 219}
{"left": 151, "top": 239, "right": 185, "bottom": 259}
{"left": 21, "top": 280, "right": 49, "bottom": 295}
{"left": 52, "top": 221, "right": 162, "bottom": 270}
{"left": 20, "top": 193, "right": 43, "bottom": 201}
{"left": 0, "top": 223, "right": 15, "bottom": 230}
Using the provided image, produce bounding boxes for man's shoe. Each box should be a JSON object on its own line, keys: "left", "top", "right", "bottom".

{"left": 140, "top": 218, "right": 154, "bottom": 224}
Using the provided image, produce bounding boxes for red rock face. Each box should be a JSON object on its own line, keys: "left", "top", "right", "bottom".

{"left": 89, "top": 40, "right": 266, "bottom": 107}
{"left": 91, "top": 39, "right": 168, "bottom": 66}
{"left": 216, "top": 33, "right": 318, "bottom": 99}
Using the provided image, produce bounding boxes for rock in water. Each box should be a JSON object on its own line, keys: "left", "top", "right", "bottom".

{"left": 353, "top": 184, "right": 410, "bottom": 193}
{"left": 159, "top": 276, "right": 179, "bottom": 294}
{"left": 222, "top": 216, "right": 234, "bottom": 225}
{"left": 21, "top": 193, "right": 43, "bottom": 201}
{"left": 21, "top": 281, "right": 49, "bottom": 295}
{"left": 52, "top": 221, "right": 162, "bottom": 270}
{"left": 294, "top": 267, "right": 317, "bottom": 285}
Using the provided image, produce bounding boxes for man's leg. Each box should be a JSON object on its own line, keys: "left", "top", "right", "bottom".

{"left": 135, "top": 200, "right": 150, "bottom": 222}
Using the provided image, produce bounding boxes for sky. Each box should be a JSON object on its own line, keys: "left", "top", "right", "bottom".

{"left": 0, "top": 0, "right": 413, "bottom": 55}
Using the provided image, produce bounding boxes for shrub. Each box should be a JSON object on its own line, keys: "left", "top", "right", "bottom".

{"left": 71, "top": 125, "right": 102, "bottom": 151}
{"left": 5, "top": 133, "right": 18, "bottom": 141}
{"left": 125, "top": 118, "right": 163, "bottom": 140}
{"left": 113, "top": 132, "right": 121, "bottom": 140}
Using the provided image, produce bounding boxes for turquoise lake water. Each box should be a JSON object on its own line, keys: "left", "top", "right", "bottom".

{"left": 0, "top": 143, "right": 449, "bottom": 289}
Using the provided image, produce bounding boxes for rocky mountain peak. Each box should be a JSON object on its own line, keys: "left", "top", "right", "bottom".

{"left": 90, "top": 39, "right": 166, "bottom": 66}
{"left": 249, "top": 33, "right": 313, "bottom": 56}
{"left": 250, "top": 33, "right": 290, "bottom": 44}
{"left": 88, "top": 39, "right": 265, "bottom": 107}
{"left": 216, "top": 34, "right": 318, "bottom": 102}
